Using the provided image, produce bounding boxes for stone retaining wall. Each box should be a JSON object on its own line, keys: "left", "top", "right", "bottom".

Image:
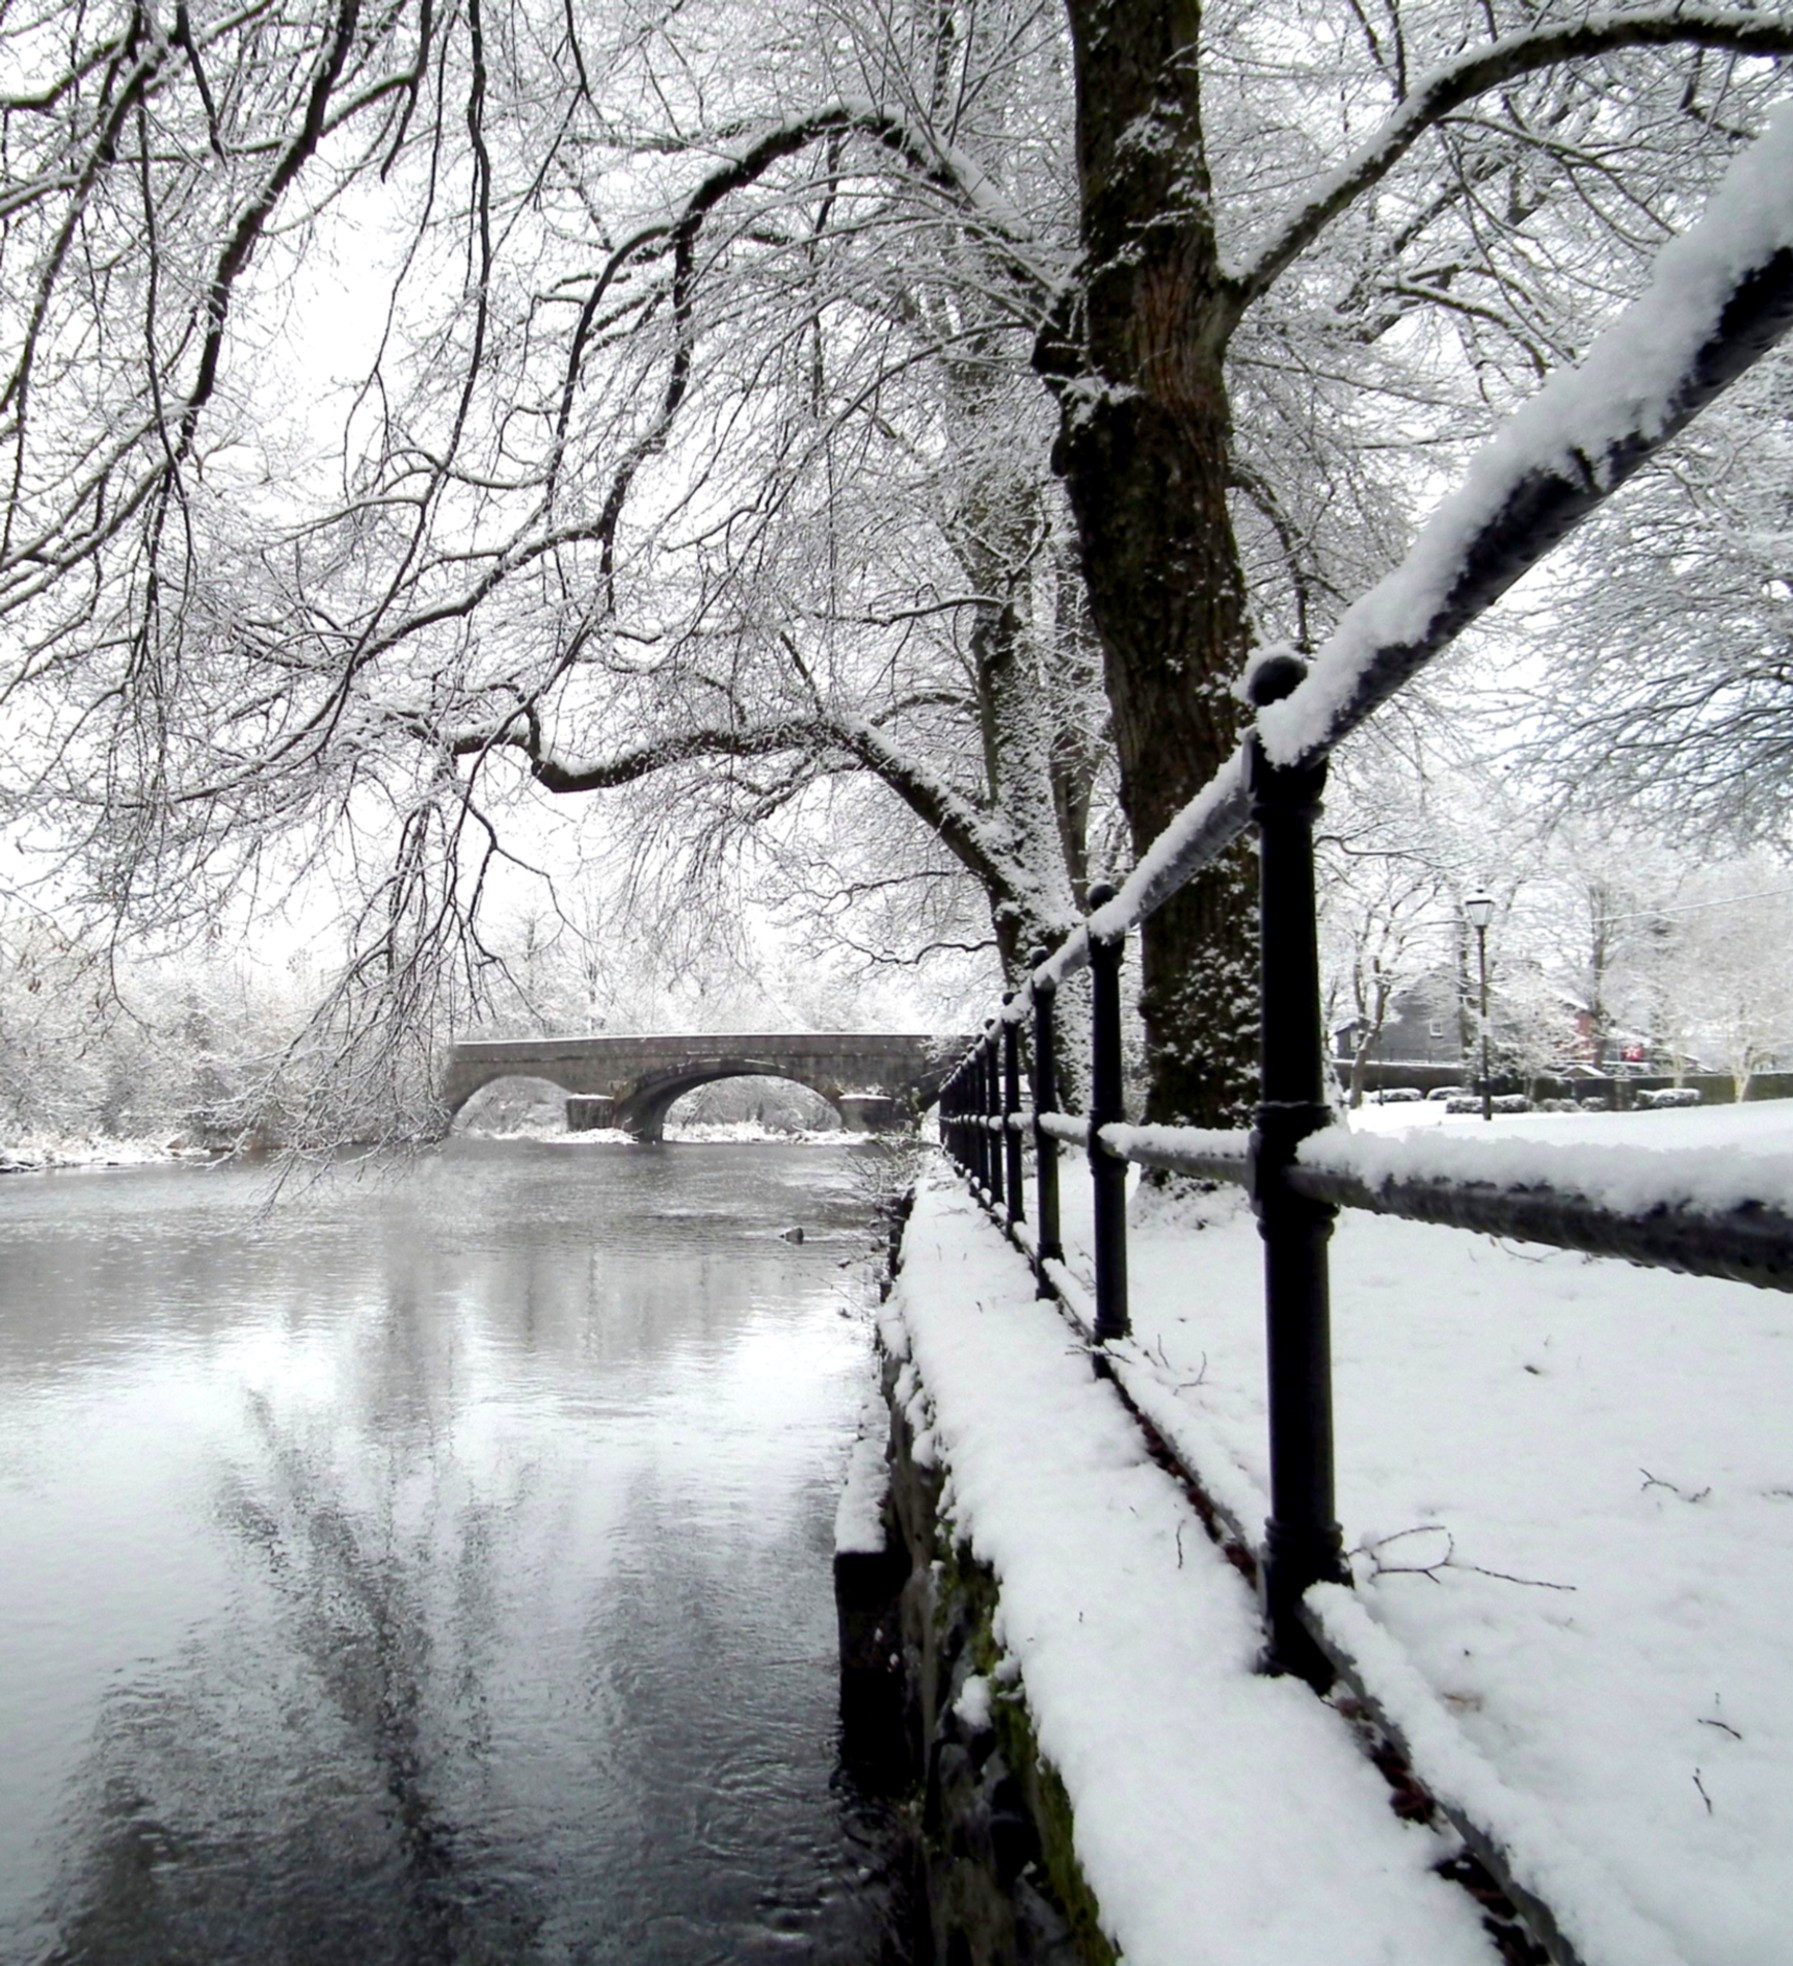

{"left": 835, "top": 1198, "right": 1113, "bottom": 1966}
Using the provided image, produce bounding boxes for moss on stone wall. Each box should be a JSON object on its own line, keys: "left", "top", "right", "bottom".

{"left": 877, "top": 1344, "right": 1116, "bottom": 1966}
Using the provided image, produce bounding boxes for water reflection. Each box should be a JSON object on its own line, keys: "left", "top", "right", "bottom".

{"left": 0, "top": 1143, "right": 906, "bottom": 1964}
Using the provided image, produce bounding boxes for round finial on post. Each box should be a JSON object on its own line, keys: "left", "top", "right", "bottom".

{"left": 1244, "top": 647, "right": 1309, "bottom": 709}
{"left": 1086, "top": 879, "right": 1118, "bottom": 911}
{"left": 1027, "top": 944, "right": 1051, "bottom": 972}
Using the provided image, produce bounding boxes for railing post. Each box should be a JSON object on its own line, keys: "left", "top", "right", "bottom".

{"left": 1086, "top": 882, "right": 1130, "bottom": 1343}
{"left": 1029, "top": 946, "right": 1063, "bottom": 1276}
{"left": 983, "top": 1023, "right": 1005, "bottom": 1212}
{"left": 1246, "top": 653, "right": 1348, "bottom": 1686}
{"left": 1002, "top": 994, "right": 1025, "bottom": 1228}
{"left": 958, "top": 1067, "right": 972, "bottom": 1179}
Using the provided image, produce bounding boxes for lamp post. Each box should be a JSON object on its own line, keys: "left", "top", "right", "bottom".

{"left": 1463, "top": 889, "right": 1494, "bottom": 1122}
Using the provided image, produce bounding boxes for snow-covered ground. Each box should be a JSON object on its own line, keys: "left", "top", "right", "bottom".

{"left": 895, "top": 1100, "right": 1793, "bottom": 1965}
{"left": 0, "top": 1134, "right": 195, "bottom": 1175}
{"left": 1312, "top": 1094, "right": 1793, "bottom": 1217}
{"left": 664, "top": 1120, "right": 872, "bottom": 1145}
{"left": 463, "top": 1118, "right": 872, "bottom": 1146}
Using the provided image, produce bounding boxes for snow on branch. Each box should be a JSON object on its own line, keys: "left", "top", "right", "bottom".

{"left": 1224, "top": 7, "right": 1793, "bottom": 313}
{"left": 1016, "top": 102, "right": 1793, "bottom": 1004}
{"left": 830, "top": 712, "right": 1073, "bottom": 931}
{"left": 1254, "top": 99, "right": 1793, "bottom": 768}
{"left": 457, "top": 702, "right": 1066, "bottom": 932}
{"left": 457, "top": 714, "right": 826, "bottom": 792}
{"left": 673, "top": 100, "right": 1055, "bottom": 303}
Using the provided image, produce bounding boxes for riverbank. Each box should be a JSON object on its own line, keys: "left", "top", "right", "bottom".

{"left": 472, "top": 1118, "right": 878, "bottom": 1146}
{"left": 0, "top": 1134, "right": 206, "bottom": 1175}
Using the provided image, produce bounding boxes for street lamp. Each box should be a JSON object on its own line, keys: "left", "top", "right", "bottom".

{"left": 1463, "top": 889, "right": 1495, "bottom": 1123}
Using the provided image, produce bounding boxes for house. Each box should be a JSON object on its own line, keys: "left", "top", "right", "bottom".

{"left": 1332, "top": 969, "right": 1466, "bottom": 1067}
{"left": 1332, "top": 964, "right": 1566, "bottom": 1070}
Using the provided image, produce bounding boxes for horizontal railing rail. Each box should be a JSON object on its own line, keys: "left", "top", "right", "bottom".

{"left": 931, "top": 127, "right": 1793, "bottom": 1966}
{"left": 1287, "top": 1162, "right": 1793, "bottom": 1293}
{"left": 954, "top": 1107, "right": 1793, "bottom": 1293}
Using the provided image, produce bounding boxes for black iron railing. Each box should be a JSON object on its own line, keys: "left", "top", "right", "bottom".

{"left": 933, "top": 152, "right": 1793, "bottom": 1966}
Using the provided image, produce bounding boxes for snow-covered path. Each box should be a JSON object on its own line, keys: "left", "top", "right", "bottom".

{"left": 987, "top": 1102, "right": 1793, "bottom": 1966}
{"left": 885, "top": 1172, "right": 1500, "bottom": 1966}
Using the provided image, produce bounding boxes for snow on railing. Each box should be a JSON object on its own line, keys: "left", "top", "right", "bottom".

{"left": 934, "top": 108, "right": 1793, "bottom": 1966}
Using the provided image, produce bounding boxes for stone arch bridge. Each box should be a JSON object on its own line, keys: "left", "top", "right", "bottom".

{"left": 441, "top": 1033, "right": 955, "bottom": 1142}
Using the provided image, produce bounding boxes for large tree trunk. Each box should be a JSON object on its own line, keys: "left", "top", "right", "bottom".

{"left": 1040, "top": 0, "right": 1259, "bottom": 1125}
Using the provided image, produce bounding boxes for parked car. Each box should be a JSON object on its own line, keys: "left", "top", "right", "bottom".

{"left": 1425, "top": 1086, "right": 1464, "bottom": 1102}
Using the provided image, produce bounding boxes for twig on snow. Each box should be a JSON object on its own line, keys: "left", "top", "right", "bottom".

{"left": 1352, "top": 1523, "right": 1576, "bottom": 1591}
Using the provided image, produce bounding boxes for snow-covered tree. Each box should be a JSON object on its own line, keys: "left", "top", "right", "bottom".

{"left": 1628, "top": 859, "right": 1793, "bottom": 1094}
{"left": 1320, "top": 852, "right": 1452, "bottom": 1104}
{"left": 0, "top": 909, "right": 325, "bottom": 1146}
{"left": 1, "top": 0, "right": 1789, "bottom": 1129}
{"left": 1509, "top": 361, "right": 1793, "bottom": 844}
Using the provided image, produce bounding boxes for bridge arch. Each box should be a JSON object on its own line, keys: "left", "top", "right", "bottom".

{"left": 446, "top": 1072, "right": 578, "bottom": 1133}
{"left": 441, "top": 1068, "right": 566, "bottom": 1124}
{"left": 616, "top": 1061, "right": 863, "bottom": 1142}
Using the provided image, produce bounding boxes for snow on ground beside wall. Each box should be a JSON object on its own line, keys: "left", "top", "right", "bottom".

{"left": 885, "top": 1171, "right": 1499, "bottom": 1966}
{"left": 1024, "top": 1100, "right": 1793, "bottom": 1966}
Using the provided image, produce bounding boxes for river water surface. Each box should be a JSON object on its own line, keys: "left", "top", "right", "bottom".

{"left": 0, "top": 1140, "right": 908, "bottom": 1965}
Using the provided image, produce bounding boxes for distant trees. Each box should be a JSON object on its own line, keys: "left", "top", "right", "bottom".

{"left": 1312, "top": 799, "right": 1793, "bottom": 1096}
{"left": 0, "top": 911, "right": 316, "bottom": 1146}
{"left": 1316, "top": 765, "right": 1462, "bottom": 1105}
{"left": 1, "top": 0, "right": 1790, "bottom": 1133}
{"left": 1322, "top": 863, "right": 1453, "bottom": 1106}
{"left": 1617, "top": 860, "right": 1793, "bottom": 1096}
{"left": 1512, "top": 361, "right": 1793, "bottom": 846}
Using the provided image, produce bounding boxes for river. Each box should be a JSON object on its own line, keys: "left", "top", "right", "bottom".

{"left": 0, "top": 1140, "right": 910, "bottom": 1965}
